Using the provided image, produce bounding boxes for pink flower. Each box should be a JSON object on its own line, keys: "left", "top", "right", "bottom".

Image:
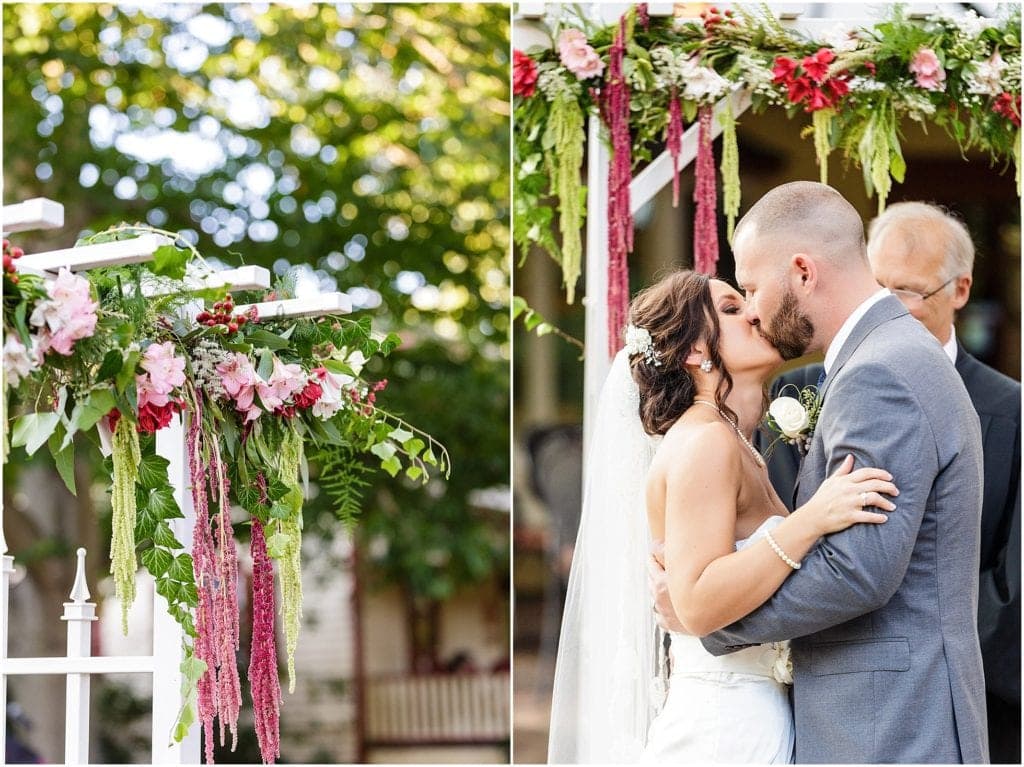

{"left": 140, "top": 341, "right": 185, "bottom": 395}
{"left": 910, "top": 47, "right": 946, "bottom": 92}
{"left": 29, "top": 268, "right": 98, "bottom": 356}
{"left": 136, "top": 375, "right": 171, "bottom": 408}
{"left": 310, "top": 366, "right": 353, "bottom": 419}
{"left": 216, "top": 352, "right": 261, "bottom": 419}
{"left": 256, "top": 357, "right": 304, "bottom": 412}
{"left": 771, "top": 56, "right": 799, "bottom": 84}
{"left": 558, "top": 29, "right": 605, "bottom": 80}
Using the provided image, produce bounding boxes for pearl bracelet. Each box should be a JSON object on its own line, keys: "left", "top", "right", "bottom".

{"left": 764, "top": 530, "right": 801, "bottom": 570}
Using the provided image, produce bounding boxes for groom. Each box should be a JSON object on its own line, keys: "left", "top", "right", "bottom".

{"left": 657, "top": 182, "right": 989, "bottom": 763}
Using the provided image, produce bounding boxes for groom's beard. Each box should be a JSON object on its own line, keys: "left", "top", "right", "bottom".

{"left": 760, "top": 288, "right": 814, "bottom": 360}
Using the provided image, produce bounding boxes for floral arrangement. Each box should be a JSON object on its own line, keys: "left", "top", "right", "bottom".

{"left": 2, "top": 226, "right": 448, "bottom": 764}
{"left": 514, "top": 4, "right": 1021, "bottom": 353}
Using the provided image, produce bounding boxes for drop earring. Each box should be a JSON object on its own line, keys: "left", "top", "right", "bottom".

{"left": 700, "top": 359, "right": 713, "bottom": 373}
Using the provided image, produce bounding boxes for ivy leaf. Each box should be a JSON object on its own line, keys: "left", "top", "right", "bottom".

{"left": 388, "top": 427, "right": 414, "bottom": 444}
{"left": 138, "top": 453, "right": 171, "bottom": 489}
{"left": 402, "top": 438, "right": 425, "bottom": 459}
{"left": 151, "top": 245, "right": 189, "bottom": 280}
{"left": 180, "top": 655, "right": 208, "bottom": 683}
{"left": 267, "top": 532, "right": 290, "bottom": 559}
{"left": 152, "top": 521, "right": 180, "bottom": 548}
{"left": 405, "top": 465, "right": 423, "bottom": 481}
{"left": 116, "top": 350, "right": 141, "bottom": 394}
{"left": 370, "top": 441, "right": 396, "bottom": 461}
{"left": 141, "top": 547, "right": 174, "bottom": 578}
{"left": 167, "top": 554, "right": 194, "bottom": 582}
{"left": 96, "top": 350, "right": 124, "bottom": 382}
{"left": 11, "top": 412, "right": 61, "bottom": 456}
{"left": 48, "top": 426, "right": 77, "bottom": 496}
{"left": 65, "top": 388, "right": 117, "bottom": 447}
{"left": 381, "top": 455, "right": 402, "bottom": 477}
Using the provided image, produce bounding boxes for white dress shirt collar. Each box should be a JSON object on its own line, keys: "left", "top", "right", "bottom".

{"left": 823, "top": 288, "right": 892, "bottom": 374}
{"left": 942, "top": 327, "right": 958, "bottom": 365}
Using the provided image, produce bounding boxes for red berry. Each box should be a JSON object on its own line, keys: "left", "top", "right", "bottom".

{"left": 228, "top": 322, "right": 238, "bottom": 333}
{"left": 10, "top": 247, "right": 23, "bottom": 259}
{"left": 236, "top": 315, "right": 247, "bottom": 326}
{"left": 9, "top": 275, "right": 18, "bottom": 285}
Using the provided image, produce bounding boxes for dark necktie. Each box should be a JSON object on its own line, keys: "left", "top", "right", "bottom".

{"left": 816, "top": 369, "right": 827, "bottom": 390}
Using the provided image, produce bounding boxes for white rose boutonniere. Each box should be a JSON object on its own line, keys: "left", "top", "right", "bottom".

{"left": 765, "top": 384, "right": 821, "bottom": 455}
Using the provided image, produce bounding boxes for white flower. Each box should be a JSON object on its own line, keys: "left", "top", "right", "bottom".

{"left": 965, "top": 51, "right": 1007, "bottom": 96}
{"left": 768, "top": 396, "right": 810, "bottom": 439}
{"left": 770, "top": 642, "right": 793, "bottom": 685}
{"left": 624, "top": 325, "right": 653, "bottom": 357}
{"left": 3, "top": 335, "right": 39, "bottom": 387}
{"left": 683, "top": 65, "right": 731, "bottom": 103}
{"left": 820, "top": 24, "right": 860, "bottom": 54}
{"left": 952, "top": 9, "right": 996, "bottom": 39}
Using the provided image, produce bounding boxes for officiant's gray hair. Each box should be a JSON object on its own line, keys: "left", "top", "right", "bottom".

{"left": 732, "top": 181, "right": 867, "bottom": 268}
{"left": 866, "top": 201, "right": 974, "bottom": 277}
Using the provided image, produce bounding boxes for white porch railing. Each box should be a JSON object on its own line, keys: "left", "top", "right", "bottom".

{"left": 364, "top": 671, "right": 510, "bottom": 745}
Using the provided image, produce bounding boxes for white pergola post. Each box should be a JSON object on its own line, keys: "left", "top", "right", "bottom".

{"left": 582, "top": 88, "right": 752, "bottom": 451}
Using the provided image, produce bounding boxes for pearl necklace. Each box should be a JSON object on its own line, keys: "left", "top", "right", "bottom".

{"left": 692, "top": 399, "right": 766, "bottom": 468}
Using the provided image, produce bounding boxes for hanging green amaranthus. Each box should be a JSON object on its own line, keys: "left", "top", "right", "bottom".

{"left": 718, "top": 103, "right": 741, "bottom": 243}
{"left": 812, "top": 109, "right": 834, "bottom": 185}
{"left": 857, "top": 99, "right": 905, "bottom": 215}
{"left": 111, "top": 414, "right": 141, "bottom": 633}
{"left": 273, "top": 423, "right": 304, "bottom": 693}
{"left": 543, "top": 94, "right": 585, "bottom": 303}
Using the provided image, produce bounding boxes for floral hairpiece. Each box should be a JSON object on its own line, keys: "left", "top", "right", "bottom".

{"left": 624, "top": 324, "right": 661, "bottom": 367}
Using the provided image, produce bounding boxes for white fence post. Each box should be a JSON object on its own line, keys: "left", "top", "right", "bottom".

{"left": 61, "top": 549, "right": 97, "bottom": 766}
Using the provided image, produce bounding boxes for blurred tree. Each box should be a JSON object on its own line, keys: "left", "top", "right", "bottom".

{"left": 3, "top": 2, "right": 509, "bottom": 758}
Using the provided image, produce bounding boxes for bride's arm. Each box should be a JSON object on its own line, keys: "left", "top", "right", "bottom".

{"left": 664, "top": 424, "right": 896, "bottom": 637}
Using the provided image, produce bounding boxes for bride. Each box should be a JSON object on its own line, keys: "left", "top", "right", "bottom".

{"left": 548, "top": 270, "right": 898, "bottom": 763}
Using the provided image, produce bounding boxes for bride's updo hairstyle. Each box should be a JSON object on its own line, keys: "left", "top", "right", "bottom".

{"left": 627, "top": 270, "right": 735, "bottom": 436}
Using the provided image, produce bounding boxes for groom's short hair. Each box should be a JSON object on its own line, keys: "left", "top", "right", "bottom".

{"left": 733, "top": 181, "right": 867, "bottom": 267}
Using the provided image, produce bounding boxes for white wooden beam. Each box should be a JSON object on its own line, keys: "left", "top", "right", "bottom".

{"left": 630, "top": 88, "right": 752, "bottom": 214}
{"left": 15, "top": 233, "right": 170, "bottom": 274}
{"left": 1, "top": 655, "right": 155, "bottom": 675}
{"left": 236, "top": 291, "right": 353, "bottom": 320}
{"left": 140, "top": 264, "right": 272, "bottom": 297}
{"left": 2, "top": 198, "right": 64, "bottom": 234}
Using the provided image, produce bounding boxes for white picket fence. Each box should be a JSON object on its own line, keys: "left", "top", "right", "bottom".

{"left": 1, "top": 197, "right": 353, "bottom": 764}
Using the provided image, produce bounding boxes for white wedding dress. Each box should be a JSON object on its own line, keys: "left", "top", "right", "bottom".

{"left": 549, "top": 352, "right": 795, "bottom": 764}
{"left": 641, "top": 516, "right": 795, "bottom": 764}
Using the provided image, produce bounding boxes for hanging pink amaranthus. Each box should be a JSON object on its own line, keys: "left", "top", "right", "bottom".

{"left": 693, "top": 106, "right": 719, "bottom": 276}
{"left": 189, "top": 396, "right": 218, "bottom": 764}
{"left": 188, "top": 393, "right": 241, "bottom": 763}
{"left": 211, "top": 441, "right": 242, "bottom": 752}
{"left": 605, "top": 14, "right": 633, "bottom": 357}
{"left": 666, "top": 88, "right": 685, "bottom": 207}
{"left": 249, "top": 514, "right": 282, "bottom": 764}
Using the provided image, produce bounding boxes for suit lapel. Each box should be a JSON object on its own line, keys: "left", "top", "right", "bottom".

{"left": 817, "top": 295, "right": 909, "bottom": 403}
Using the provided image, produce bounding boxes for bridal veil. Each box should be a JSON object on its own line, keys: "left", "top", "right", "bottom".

{"left": 548, "top": 349, "right": 661, "bottom": 763}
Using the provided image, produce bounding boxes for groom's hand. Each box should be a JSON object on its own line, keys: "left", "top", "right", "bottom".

{"left": 648, "top": 542, "right": 686, "bottom": 634}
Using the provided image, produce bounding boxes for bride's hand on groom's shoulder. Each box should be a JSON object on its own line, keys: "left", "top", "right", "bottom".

{"left": 648, "top": 542, "right": 688, "bottom": 634}
{"left": 798, "top": 455, "right": 900, "bottom": 537}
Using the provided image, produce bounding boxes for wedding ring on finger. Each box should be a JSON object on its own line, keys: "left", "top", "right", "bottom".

{"left": 860, "top": 491, "right": 867, "bottom": 508}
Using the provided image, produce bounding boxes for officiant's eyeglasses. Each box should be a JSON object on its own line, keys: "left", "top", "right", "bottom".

{"left": 890, "top": 276, "right": 956, "bottom": 305}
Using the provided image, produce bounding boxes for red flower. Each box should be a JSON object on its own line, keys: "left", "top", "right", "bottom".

{"left": 806, "top": 87, "right": 831, "bottom": 112}
{"left": 137, "top": 399, "right": 184, "bottom": 433}
{"left": 513, "top": 49, "right": 538, "bottom": 99}
{"left": 273, "top": 405, "right": 296, "bottom": 419}
{"left": 293, "top": 379, "right": 323, "bottom": 409}
{"left": 994, "top": 92, "right": 1022, "bottom": 127}
{"left": 864, "top": 61, "right": 877, "bottom": 76}
{"left": 826, "top": 77, "right": 850, "bottom": 101}
{"left": 772, "top": 56, "right": 799, "bottom": 84}
{"left": 786, "top": 75, "right": 814, "bottom": 104}
{"left": 106, "top": 408, "right": 122, "bottom": 433}
{"left": 802, "top": 48, "right": 835, "bottom": 84}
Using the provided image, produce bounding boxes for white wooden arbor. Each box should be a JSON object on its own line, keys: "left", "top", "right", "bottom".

{"left": 1, "top": 198, "right": 353, "bottom": 764}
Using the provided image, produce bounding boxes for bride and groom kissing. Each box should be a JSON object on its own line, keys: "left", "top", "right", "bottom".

{"left": 549, "top": 182, "right": 989, "bottom": 764}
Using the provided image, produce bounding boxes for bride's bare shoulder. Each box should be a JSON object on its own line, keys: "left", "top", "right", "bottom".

{"left": 653, "top": 418, "right": 741, "bottom": 473}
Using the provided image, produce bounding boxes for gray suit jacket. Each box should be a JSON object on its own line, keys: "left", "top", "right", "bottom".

{"left": 702, "top": 296, "right": 989, "bottom": 763}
